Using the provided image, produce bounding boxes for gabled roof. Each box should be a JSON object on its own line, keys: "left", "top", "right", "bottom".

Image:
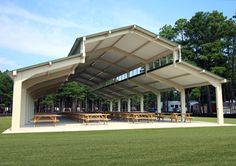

{"left": 68, "top": 24, "right": 179, "bottom": 56}
{"left": 69, "top": 25, "right": 180, "bottom": 87}
{"left": 9, "top": 24, "right": 227, "bottom": 100}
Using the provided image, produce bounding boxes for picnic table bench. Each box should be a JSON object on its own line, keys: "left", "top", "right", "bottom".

{"left": 32, "top": 114, "right": 60, "bottom": 127}
{"left": 169, "top": 113, "right": 179, "bottom": 122}
{"left": 79, "top": 113, "right": 111, "bottom": 125}
{"left": 183, "top": 113, "right": 192, "bottom": 122}
{"left": 156, "top": 113, "right": 165, "bottom": 121}
{"left": 129, "top": 113, "right": 156, "bottom": 123}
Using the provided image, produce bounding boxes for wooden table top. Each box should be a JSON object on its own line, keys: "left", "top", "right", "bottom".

{"left": 34, "top": 114, "right": 60, "bottom": 117}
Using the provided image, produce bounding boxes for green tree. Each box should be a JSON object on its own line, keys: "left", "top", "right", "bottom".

{"left": 40, "top": 94, "right": 56, "bottom": 112}
{"left": 58, "top": 81, "right": 89, "bottom": 111}
{"left": 0, "top": 71, "right": 13, "bottom": 108}
{"left": 159, "top": 25, "right": 175, "bottom": 40}
{"left": 159, "top": 10, "right": 236, "bottom": 114}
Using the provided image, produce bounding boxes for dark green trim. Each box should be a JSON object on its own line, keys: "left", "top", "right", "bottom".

{"left": 12, "top": 53, "right": 82, "bottom": 73}
{"left": 68, "top": 24, "right": 179, "bottom": 56}
{"left": 68, "top": 38, "right": 82, "bottom": 56}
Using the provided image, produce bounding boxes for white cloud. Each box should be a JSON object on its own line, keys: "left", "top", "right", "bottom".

{"left": 0, "top": 2, "right": 162, "bottom": 60}
{"left": 0, "top": 15, "right": 72, "bottom": 58}
{"left": 0, "top": 57, "right": 15, "bottom": 66}
{"left": 0, "top": 3, "right": 97, "bottom": 32}
{"left": 0, "top": 3, "right": 80, "bottom": 58}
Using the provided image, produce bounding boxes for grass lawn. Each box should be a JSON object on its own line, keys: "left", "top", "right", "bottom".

{"left": 0, "top": 116, "right": 236, "bottom": 166}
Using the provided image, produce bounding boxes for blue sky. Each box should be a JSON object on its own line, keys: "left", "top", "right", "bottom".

{"left": 0, "top": 0, "right": 235, "bottom": 71}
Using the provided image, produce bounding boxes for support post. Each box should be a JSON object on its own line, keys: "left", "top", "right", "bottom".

{"left": 173, "top": 50, "right": 178, "bottom": 65}
{"left": 11, "top": 78, "right": 24, "bottom": 131}
{"left": 140, "top": 95, "right": 144, "bottom": 112}
{"left": 118, "top": 99, "right": 121, "bottom": 112}
{"left": 156, "top": 92, "right": 161, "bottom": 113}
{"left": 180, "top": 89, "right": 186, "bottom": 121}
{"left": 215, "top": 84, "right": 224, "bottom": 125}
{"left": 110, "top": 100, "right": 113, "bottom": 112}
{"left": 127, "top": 97, "right": 131, "bottom": 112}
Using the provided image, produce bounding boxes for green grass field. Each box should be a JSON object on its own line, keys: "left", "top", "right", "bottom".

{"left": 0, "top": 117, "right": 236, "bottom": 166}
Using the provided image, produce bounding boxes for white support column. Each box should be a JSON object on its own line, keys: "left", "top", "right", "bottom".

{"left": 215, "top": 84, "right": 224, "bottom": 125}
{"left": 127, "top": 97, "right": 131, "bottom": 112}
{"left": 156, "top": 92, "right": 161, "bottom": 113}
{"left": 11, "top": 78, "right": 24, "bottom": 130}
{"left": 118, "top": 99, "right": 121, "bottom": 112}
{"left": 25, "top": 92, "right": 34, "bottom": 124}
{"left": 110, "top": 100, "right": 113, "bottom": 112}
{"left": 28, "top": 94, "right": 34, "bottom": 122}
{"left": 173, "top": 50, "right": 178, "bottom": 64}
{"left": 140, "top": 95, "right": 144, "bottom": 112}
{"left": 180, "top": 89, "right": 186, "bottom": 121}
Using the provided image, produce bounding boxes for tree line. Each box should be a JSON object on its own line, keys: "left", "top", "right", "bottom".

{"left": 0, "top": 10, "right": 235, "bottom": 114}
{"left": 159, "top": 10, "right": 236, "bottom": 114}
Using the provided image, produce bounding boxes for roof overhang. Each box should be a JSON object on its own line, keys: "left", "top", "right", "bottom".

{"left": 93, "top": 60, "right": 226, "bottom": 99}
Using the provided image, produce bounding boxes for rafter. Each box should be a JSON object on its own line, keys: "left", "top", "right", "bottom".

{"left": 23, "top": 68, "right": 73, "bottom": 89}
{"left": 73, "top": 77, "right": 96, "bottom": 86}
{"left": 99, "top": 89, "right": 121, "bottom": 98}
{"left": 146, "top": 73, "right": 184, "bottom": 91}
{"left": 114, "top": 84, "right": 142, "bottom": 95}
{"left": 113, "top": 47, "right": 146, "bottom": 64}
{"left": 104, "top": 87, "right": 130, "bottom": 97}
{"left": 28, "top": 76, "right": 67, "bottom": 93}
{"left": 147, "top": 50, "right": 172, "bottom": 63}
{"left": 98, "top": 58, "right": 129, "bottom": 72}
{"left": 167, "top": 73, "right": 190, "bottom": 80}
{"left": 128, "top": 79, "right": 160, "bottom": 94}
{"left": 130, "top": 41, "right": 151, "bottom": 54}
{"left": 133, "top": 30, "right": 176, "bottom": 51}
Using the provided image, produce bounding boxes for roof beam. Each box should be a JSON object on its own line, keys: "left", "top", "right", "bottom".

{"left": 168, "top": 73, "right": 190, "bottom": 80}
{"left": 73, "top": 77, "right": 96, "bottom": 86}
{"left": 23, "top": 68, "right": 73, "bottom": 89}
{"left": 146, "top": 72, "right": 184, "bottom": 91}
{"left": 98, "top": 58, "right": 129, "bottom": 72}
{"left": 114, "top": 84, "right": 142, "bottom": 95}
{"left": 184, "top": 82, "right": 210, "bottom": 89}
{"left": 75, "top": 39, "right": 127, "bottom": 77}
{"left": 113, "top": 47, "right": 147, "bottom": 64}
{"left": 31, "top": 82, "right": 62, "bottom": 98}
{"left": 128, "top": 79, "right": 160, "bottom": 94}
{"left": 175, "top": 62, "right": 226, "bottom": 87}
{"left": 19, "top": 55, "right": 83, "bottom": 81}
{"left": 103, "top": 87, "right": 129, "bottom": 97}
{"left": 28, "top": 76, "right": 67, "bottom": 93}
{"left": 94, "top": 91, "right": 112, "bottom": 99}
{"left": 99, "top": 89, "right": 121, "bottom": 98}
{"left": 91, "top": 40, "right": 104, "bottom": 52}
{"left": 147, "top": 50, "right": 172, "bottom": 63}
{"left": 130, "top": 41, "right": 151, "bottom": 54}
{"left": 32, "top": 87, "right": 59, "bottom": 99}
{"left": 81, "top": 72, "right": 104, "bottom": 81}
{"left": 85, "top": 30, "right": 130, "bottom": 44}
{"left": 133, "top": 30, "right": 176, "bottom": 51}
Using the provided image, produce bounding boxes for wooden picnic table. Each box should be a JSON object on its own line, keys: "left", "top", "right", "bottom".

{"left": 79, "top": 113, "right": 111, "bottom": 125}
{"left": 122, "top": 112, "right": 156, "bottom": 123}
{"left": 33, "top": 114, "right": 60, "bottom": 127}
{"left": 155, "top": 113, "right": 192, "bottom": 122}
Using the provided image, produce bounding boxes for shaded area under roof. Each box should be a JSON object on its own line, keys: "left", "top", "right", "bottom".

{"left": 93, "top": 61, "right": 226, "bottom": 99}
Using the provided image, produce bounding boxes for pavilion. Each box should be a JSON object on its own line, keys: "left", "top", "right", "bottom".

{"left": 8, "top": 25, "right": 226, "bottom": 133}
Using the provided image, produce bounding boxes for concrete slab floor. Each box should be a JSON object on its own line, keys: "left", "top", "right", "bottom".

{"left": 3, "top": 119, "right": 236, "bottom": 134}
